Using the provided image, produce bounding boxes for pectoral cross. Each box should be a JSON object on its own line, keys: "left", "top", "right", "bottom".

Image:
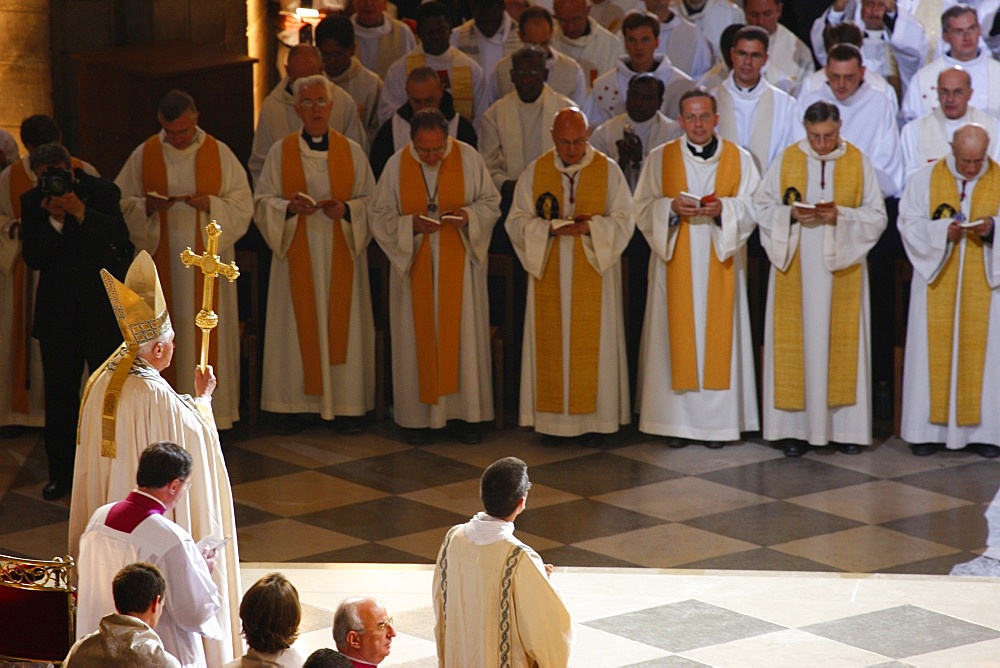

{"left": 180, "top": 220, "right": 239, "bottom": 371}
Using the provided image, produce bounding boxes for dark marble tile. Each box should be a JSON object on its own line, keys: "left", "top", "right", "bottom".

{"left": 517, "top": 499, "right": 667, "bottom": 543}
{"left": 699, "top": 457, "right": 877, "bottom": 499}
{"left": 0, "top": 491, "right": 69, "bottom": 534}
{"left": 223, "top": 447, "right": 306, "bottom": 485}
{"left": 683, "top": 501, "right": 864, "bottom": 546}
{"left": 538, "top": 545, "right": 640, "bottom": 568}
{"left": 291, "top": 542, "right": 433, "bottom": 564}
{"left": 879, "top": 552, "right": 982, "bottom": 576}
{"left": 233, "top": 502, "right": 281, "bottom": 529}
{"left": 319, "top": 450, "right": 482, "bottom": 494}
{"left": 675, "top": 547, "right": 844, "bottom": 572}
{"left": 893, "top": 463, "right": 1000, "bottom": 503}
{"left": 528, "top": 452, "right": 683, "bottom": 497}
{"left": 296, "top": 496, "right": 466, "bottom": 541}
{"left": 879, "top": 504, "right": 989, "bottom": 551}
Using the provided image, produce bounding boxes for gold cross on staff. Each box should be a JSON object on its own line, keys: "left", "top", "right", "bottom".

{"left": 180, "top": 220, "right": 239, "bottom": 371}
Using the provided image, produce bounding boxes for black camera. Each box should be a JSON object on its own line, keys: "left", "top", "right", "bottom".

{"left": 39, "top": 167, "right": 76, "bottom": 197}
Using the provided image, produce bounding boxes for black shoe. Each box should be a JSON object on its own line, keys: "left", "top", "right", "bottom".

{"left": 333, "top": 416, "right": 363, "bottom": 435}
{"left": 910, "top": 442, "right": 937, "bottom": 457}
{"left": 782, "top": 441, "right": 808, "bottom": 457}
{"left": 457, "top": 422, "right": 481, "bottom": 445}
{"left": 274, "top": 413, "right": 307, "bottom": 436}
{"left": 540, "top": 433, "right": 566, "bottom": 446}
{"left": 43, "top": 480, "right": 70, "bottom": 501}
{"left": 705, "top": 441, "right": 725, "bottom": 449}
{"left": 837, "top": 443, "right": 862, "bottom": 455}
{"left": 406, "top": 428, "right": 430, "bottom": 445}
{"left": 665, "top": 437, "right": 688, "bottom": 448}
{"left": 974, "top": 444, "right": 1000, "bottom": 459}
{"left": 580, "top": 432, "right": 607, "bottom": 447}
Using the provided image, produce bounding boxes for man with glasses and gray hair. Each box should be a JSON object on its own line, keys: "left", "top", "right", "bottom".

{"left": 333, "top": 597, "right": 396, "bottom": 666}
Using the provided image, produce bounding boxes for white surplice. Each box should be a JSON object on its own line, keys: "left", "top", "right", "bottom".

{"left": 634, "top": 138, "right": 760, "bottom": 439}
{"left": 351, "top": 12, "right": 418, "bottom": 79}
{"left": 329, "top": 57, "right": 384, "bottom": 143}
{"left": 584, "top": 55, "right": 695, "bottom": 124}
{"left": 713, "top": 74, "right": 804, "bottom": 173}
{"left": 506, "top": 146, "right": 634, "bottom": 436}
{"left": 377, "top": 47, "right": 492, "bottom": 127}
{"left": 253, "top": 133, "right": 376, "bottom": 419}
{"left": 491, "top": 50, "right": 587, "bottom": 105}
{"left": 900, "top": 106, "right": 1000, "bottom": 181}
{"left": 901, "top": 50, "right": 1000, "bottom": 125}
{"left": 552, "top": 18, "right": 623, "bottom": 88}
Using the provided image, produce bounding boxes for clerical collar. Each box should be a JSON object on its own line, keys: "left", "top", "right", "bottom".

{"left": 629, "top": 56, "right": 663, "bottom": 74}
{"left": 302, "top": 129, "right": 329, "bottom": 151}
{"left": 734, "top": 79, "right": 761, "bottom": 94}
{"left": 687, "top": 136, "right": 718, "bottom": 159}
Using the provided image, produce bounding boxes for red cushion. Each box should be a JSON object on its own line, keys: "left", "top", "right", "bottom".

{"left": 0, "top": 584, "right": 72, "bottom": 661}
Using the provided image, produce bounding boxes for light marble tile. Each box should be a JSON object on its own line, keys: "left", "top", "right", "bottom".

{"left": 906, "top": 636, "right": 1000, "bottom": 667}
{"left": 569, "top": 624, "right": 673, "bottom": 666}
{"left": 236, "top": 519, "right": 366, "bottom": 561}
{"left": 594, "top": 477, "right": 773, "bottom": 521}
{"left": 379, "top": 527, "right": 455, "bottom": 562}
{"left": 0, "top": 520, "right": 70, "bottom": 558}
{"left": 786, "top": 480, "right": 973, "bottom": 524}
{"left": 680, "top": 628, "right": 892, "bottom": 667}
{"left": 232, "top": 470, "right": 387, "bottom": 516}
{"left": 821, "top": 436, "right": 991, "bottom": 477}
{"left": 572, "top": 523, "right": 758, "bottom": 568}
{"left": 773, "top": 526, "right": 960, "bottom": 572}
{"left": 612, "top": 440, "right": 783, "bottom": 475}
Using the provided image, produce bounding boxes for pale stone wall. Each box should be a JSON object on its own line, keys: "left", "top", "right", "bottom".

{"left": 0, "top": 0, "right": 53, "bottom": 156}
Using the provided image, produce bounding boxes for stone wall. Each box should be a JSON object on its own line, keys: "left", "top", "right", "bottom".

{"left": 0, "top": 0, "right": 53, "bottom": 156}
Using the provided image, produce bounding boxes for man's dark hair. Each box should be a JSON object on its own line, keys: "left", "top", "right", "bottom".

{"left": 410, "top": 107, "right": 449, "bottom": 139}
{"left": 19, "top": 115, "right": 61, "bottom": 151}
{"left": 942, "top": 4, "right": 977, "bottom": 31}
{"left": 827, "top": 42, "right": 863, "bottom": 67}
{"left": 136, "top": 441, "right": 193, "bottom": 489}
{"left": 240, "top": 572, "right": 301, "bottom": 652}
{"left": 512, "top": 45, "right": 547, "bottom": 70}
{"left": 158, "top": 89, "right": 198, "bottom": 122}
{"left": 303, "top": 648, "right": 355, "bottom": 668}
{"left": 28, "top": 144, "right": 72, "bottom": 173}
{"left": 803, "top": 100, "right": 841, "bottom": 125}
{"left": 679, "top": 86, "right": 717, "bottom": 114}
{"left": 733, "top": 25, "right": 768, "bottom": 52}
{"left": 822, "top": 21, "right": 863, "bottom": 52}
{"left": 628, "top": 72, "right": 665, "bottom": 100}
{"left": 480, "top": 457, "right": 530, "bottom": 518}
{"left": 720, "top": 23, "right": 747, "bottom": 69}
{"left": 519, "top": 6, "right": 553, "bottom": 32}
{"left": 316, "top": 14, "right": 356, "bottom": 48}
{"left": 622, "top": 10, "right": 659, "bottom": 38}
{"left": 417, "top": 1, "right": 449, "bottom": 27}
{"left": 112, "top": 562, "right": 166, "bottom": 616}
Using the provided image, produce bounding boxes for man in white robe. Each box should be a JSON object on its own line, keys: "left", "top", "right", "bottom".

{"left": 585, "top": 12, "right": 696, "bottom": 123}
{"left": 317, "top": 15, "right": 385, "bottom": 143}
{"left": 351, "top": 0, "right": 417, "bottom": 79}
{"left": 672, "top": 0, "right": 746, "bottom": 64}
{"left": 642, "top": 0, "right": 715, "bottom": 79}
{"left": 369, "top": 108, "right": 500, "bottom": 444}
{"left": 898, "top": 123, "right": 1000, "bottom": 456}
{"left": 249, "top": 44, "right": 367, "bottom": 183}
{"left": 77, "top": 444, "right": 223, "bottom": 668}
{"left": 552, "top": 0, "right": 624, "bottom": 87}
{"left": 591, "top": 0, "right": 626, "bottom": 32}
{"left": 378, "top": 3, "right": 492, "bottom": 128}
{"left": 634, "top": 88, "right": 760, "bottom": 446}
{"left": 450, "top": 0, "right": 522, "bottom": 80}
{"left": 491, "top": 7, "right": 587, "bottom": 105}
{"left": 753, "top": 101, "right": 887, "bottom": 455}
{"left": 432, "top": 457, "right": 572, "bottom": 667}
{"left": 254, "top": 75, "right": 376, "bottom": 434}
{"left": 744, "top": 0, "right": 816, "bottom": 94}
{"left": 68, "top": 252, "right": 241, "bottom": 665}
{"left": 712, "top": 26, "right": 804, "bottom": 174}
{"left": 901, "top": 66, "right": 1000, "bottom": 180}
{"left": 506, "top": 108, "right": 634, "bottom": 441}
{"left": 901, "top": 5, "right": 1000, "bottom": 123}
{"left": 115, "top": 91, "right": 252, "bottom": 430}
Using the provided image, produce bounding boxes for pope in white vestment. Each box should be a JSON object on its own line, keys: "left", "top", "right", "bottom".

{"left": 115, "top": 109, "right": 253, "bottom": 431}
{"left": 898, "top": 126, "right": 1000, "bottom": 452}
{"left": 506, "top": 109, "right": 634, "bottom": 437}
{"left": 68, "top": 252, "right": 241, "bottom": 665}
{"left": 634, "top": 121, "right": 760, "bottom": 442}
{"left": 368, "top": 113, "right": 500, "bottom": 433}
{"left": 754, "top": 104, "right": 887, "bottom": 452}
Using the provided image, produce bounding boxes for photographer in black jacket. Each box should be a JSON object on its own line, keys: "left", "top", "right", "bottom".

{"left": 20, "top": 143, "right": 133, "bottom": 500}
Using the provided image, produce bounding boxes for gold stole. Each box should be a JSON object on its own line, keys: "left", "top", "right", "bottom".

{"left": 8, "top": 157, "right": 85, "bottom": 412}
{"left": 533, "top": 150, "right": 608, "bottom": 414}
{"left": 406, "top": 52, "right": 474, "bottom": 120}
{"left": 774, "top": 143, "right": 864, "bottom": 410}
{"left": 399, "top": 140, "right": 467, "bottom": 404}
{"left": 926, "top": 159, "right": 997, "bottom": 425}
{"left": 141, "top": 134, "right": 222, "bottom": 388}
{"left": 660, "top": 140, "right": 741, "bottom": 391}
{"left": 280, "top": 132, "right": 356, "bottom": 395}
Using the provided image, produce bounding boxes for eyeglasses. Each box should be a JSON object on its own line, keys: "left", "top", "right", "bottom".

{"left": 358, "top": 617, "right": 393, "bottom": 633}
{"left": 414, "top": 145, "right": 446, "bottom": 156}
{"left": 555, "top": 138, "right": 588, "bottom": 149}
{"left": 298, "top": 98, "right": 331, "bottom": 108}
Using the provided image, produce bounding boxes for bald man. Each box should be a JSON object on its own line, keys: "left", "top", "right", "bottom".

{"left": 899, "top": 123, "right": 1000, "bottom": 458}
{"left": 506, "top": 108, "right": 634, "bottom": 444}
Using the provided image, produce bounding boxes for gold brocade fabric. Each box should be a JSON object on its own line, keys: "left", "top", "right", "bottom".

{"left": 774, "top": 143, "right": 863, "bottom": 411}
{"left": 280, "top": 132, "right": 356, "bottom": 395}
{"left": 532, "top": 150, "right": 607, "bottom": 415}
{"left": 926, "top": 159, "right": 997, "bottom": 425}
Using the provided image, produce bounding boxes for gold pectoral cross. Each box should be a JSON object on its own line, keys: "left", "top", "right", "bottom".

{"left": 180, "top": 220, "right": 239, "bottom": 371}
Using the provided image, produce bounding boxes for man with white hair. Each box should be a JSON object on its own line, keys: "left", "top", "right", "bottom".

{"left": 332, "top": 597, "right": 396, "bottom": 666}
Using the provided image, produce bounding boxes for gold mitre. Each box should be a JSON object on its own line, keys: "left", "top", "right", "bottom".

{"left": 101, "top": 250, "right": 172, "bottom": 345}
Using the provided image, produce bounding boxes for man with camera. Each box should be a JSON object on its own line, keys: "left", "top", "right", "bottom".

{"left": 20, "top": 143, "right": 132, "bottom": 500}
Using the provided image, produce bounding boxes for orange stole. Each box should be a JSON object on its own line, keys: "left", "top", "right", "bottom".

{"left": 280, "top": 133, "right": 356, "bottom": 395}
{"left": 925, "top": 159, "right": 998, "bottom": 425}
{"left": 399, "top": 141, "right": 467, "bottom": 404}
{"left": 532, "top": 151, "right": 608, "bottom": 415}
{"left": 659, "top": 140, "right": 741, "bottom": 392}
{"left": 141, "top": 134, "right": 222, "bottom": 387}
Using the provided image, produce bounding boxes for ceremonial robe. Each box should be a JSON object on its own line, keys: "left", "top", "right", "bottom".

{"left": 901, "top": 50, "right": 1000, "bottom": 124}
{"left": 652, "top": 12, "right": 713, "bottom": 79}
{"left": 764, "top": 24, "right": 815, "bottom": 95}
{"left": 491, "top": 50, "right": 587, "bottom": 105}
{"left": 65, "top": 614, "right": 181, "bottom": 667}
{"left": 329, "top": 58, "right": 384, "bottom": 142}
{"left": 377, "top": 47, "right": 491, "bottom": 127}
{"left": 351, "top": 13, "right": 417, "bottom": 79}
{"left": 673, "top": 0, "right": 745, "bottom": 64}
{"left": 584, "top": 55, "right": 695, "bottom": 125}
{"left": 634, "top": 138, "right": 760, "bottom": 439}
{"left": 552, "top": 18, "right": 623, "bottom": 88}
{"left": 713, "top": 74, "right": 804, "bottom": 172}
{"left": 901, "top": 106, "right": 1000, "bottom": 181}
{"left": 590, "top": 111, "right": 683, "bottom": 190}
{"left": 450, "top": 13, "right": 522, "bottom": 80}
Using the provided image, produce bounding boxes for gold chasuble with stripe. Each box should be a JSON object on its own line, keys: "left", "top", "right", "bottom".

{"left": 406, "top": 52, "right": 474, "bottom": 120}
{"left": 280, "top": 132, "right": 356, "bottom": 395}
{"left": 660, "top": 139, "right": 741, "bottom": 392}
{"left": 140, "top": 135, "right": 222, "bottom": 388}
{"left": 399, "top": 140, "right": 467, "bottom": 404}
{"left": 774, "top": 143, "right": 864, "bottom": 411}
{"left": 926, "top": 159, "right": 998, "bottom": 425}
{"left": 532, "top": 150, "right": 608, "bottom": 415}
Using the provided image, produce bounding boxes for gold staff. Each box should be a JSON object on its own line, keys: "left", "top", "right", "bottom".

{"left": 180, "top": 220, "right": 239, "bottom": 371}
